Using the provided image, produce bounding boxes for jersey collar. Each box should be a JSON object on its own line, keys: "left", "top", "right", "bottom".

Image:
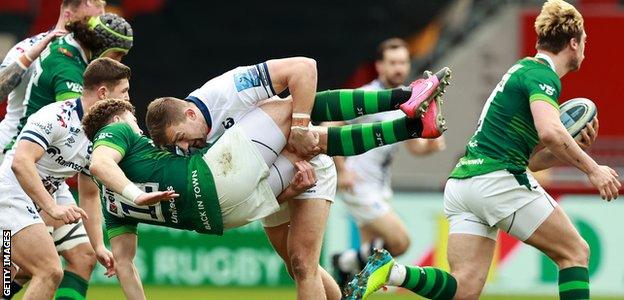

{"left": 185, "top": 96, "right": 212, "bottom": 134}
{"left": 535, "top": 52, "right": 556, "bottom": 73}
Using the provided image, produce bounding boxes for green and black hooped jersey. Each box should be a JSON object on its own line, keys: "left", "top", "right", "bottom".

{"left": 450, "top": 56, "right": 561, "bottom": 178}
{"left": 93, "top": 122, "right": 223, "bottom": 239}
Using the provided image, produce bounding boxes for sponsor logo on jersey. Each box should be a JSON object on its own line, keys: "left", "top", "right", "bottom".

{"left": 234, "top": 68, "right": 261, "bottom": 92}
{"left": 58, "top": 47, "right": 74, "bottom": 58}
{"left": 65, "top": 82, "right": 83, "bottom": 94}
{"left": 455, "top": 158, "right": 484, "bottom": 167}
{"left": 57, "top": 114, "right": 67, "bottom": 128}
{"left": 26, "top": 205, "right": 39, "bottom": 219}
{"left": 191, "top": 169, "right": 212, "bottom": 231}
{"left": 539, "top": 83, "right": 555, "bottom": 96}
{"left": 168, "top": 186, "right": 179, "bottom": 224}
{"left": 65, "top": 136, "right": 75, "bottom": 148}
{"left": 222, "top": 117, "right": 235, "bottom": 129}
{"left": 95, "top": 132, "right": 113, "bottom": 141}
{"left": 69, "top": 127, "right": 81, "bottom": 135}
{"left": 47, "top": 146, "right": 61, "bottom": 157}
{"left": 34, "top": 122, "right": 53, "bottom": 134}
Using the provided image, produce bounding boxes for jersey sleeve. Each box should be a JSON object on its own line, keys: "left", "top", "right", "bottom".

{"left": 522, "top": 68, "right": 561, "bottom": 109}
{"left": 19, "top": 106, "right": 64, "bottom": 150}
{"left": 0, "top": 42, "right": 26, "bottom": 71}
{"left": 93, "top": 123, "right": 137, "bottom": 157}
{"left": 49, "top": 56, "right": 84, "bottom": 101}
{"left": 188, "top": 62, "right": 276, "bottom": 107}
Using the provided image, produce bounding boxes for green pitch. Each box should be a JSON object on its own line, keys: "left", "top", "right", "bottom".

{"left": 13, "top": 285, "right": 623, "bottom": 300}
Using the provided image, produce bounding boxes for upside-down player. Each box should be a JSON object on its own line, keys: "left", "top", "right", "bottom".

{"left": 144, "top": 57, "right": 450, "bottom": 299}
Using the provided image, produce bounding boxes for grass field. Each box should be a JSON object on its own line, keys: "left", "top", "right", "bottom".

{"left": 14, "top": 285, "right": 624, "bottom": 300}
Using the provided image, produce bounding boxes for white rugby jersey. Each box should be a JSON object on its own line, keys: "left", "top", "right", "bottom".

{"left": 0, "top": 31, "right": 49, "bottom": 151}
{"left": 186, "top": 62, "right": 276, "bottom": 144}
{"left": 0, "top": 98, "right": 91, "bottom": 196}
{"left": 345, "top": 79, "right": 405, "bottom": 189}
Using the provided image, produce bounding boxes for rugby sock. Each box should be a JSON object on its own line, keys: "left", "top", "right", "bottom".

{"left": 558, "top": 266, "right": 590, "bottom": 299}
{"left": 326, "top": 117, "right": 422, "bottom": 156}
{"left": 311, "top": 88, "right": 411, "bottom": 121}
{"left": 389, "top": 264, "right": 457, "bottom": 300}
{"left": 54, "top": 271, "right": 88, "bottom": 300}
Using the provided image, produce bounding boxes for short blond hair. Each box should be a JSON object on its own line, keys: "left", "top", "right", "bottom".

{"left": 535, "top": 0, "right": 584, "bottom": 54}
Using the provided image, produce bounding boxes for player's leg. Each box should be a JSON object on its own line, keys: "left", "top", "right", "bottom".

{"left": 311, "top": 67, "right": 451, "bottom": 122}
{"left": 497, "top": 194, "right": 590, "bottom": 299}
{"left": 264, "top": 222, "right": 341, "bottom": 300}
{"left": 11, "top": 224, "right": 64, "bottom": 300}
{"left": 312, "top": 106, "right": 444, "bottom": 157}
{"left": 2, "top": 270, "right": 29, "bottom": 299}
{"left": 359, "top": 210, "right": 410, "bottom": 256}
{"left": 110, "top": 232, "right": 146, "bottom": 300}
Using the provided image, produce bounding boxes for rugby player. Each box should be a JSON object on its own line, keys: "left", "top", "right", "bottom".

{"left": 346, "top": 1, "right": 620, "bottom": 299}
{"left": 145, "top": 58, "right": 450, "bottom": 299}
{"left": 82, "top": 78, "right": 449, "bottom": 298}
{"left": 0, "top": 58, "right": 130, "bottom": 300}
{"left": 330, "top": 38, "right": 446, "bottom": 289}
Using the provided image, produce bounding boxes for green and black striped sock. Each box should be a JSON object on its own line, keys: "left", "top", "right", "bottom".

{"left": 326, "top": 117, "right": 422, "bottom": 156}
{"left": 401, "top": 266, "right": 457, "bottom": 300}
{"left": 54, "top": 271, "right": 89, "bottom": 300}
{"left": 311, "top": 88, "right": 411, "bottom": 122}
{"left": 559, "top": 266, "right": 589, "bottom": 299}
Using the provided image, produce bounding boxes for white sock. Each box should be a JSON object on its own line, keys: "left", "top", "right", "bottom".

{"left": 338, "top": 249, "right": 360, "bottom": 273}
{"left": 387, "top": 263, "right": 407, "bottom": 286}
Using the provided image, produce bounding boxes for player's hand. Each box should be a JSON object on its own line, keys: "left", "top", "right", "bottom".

{"left": 48, "top": 204, "right": 88, "bottom": 224}
{"left": 587, "top": 165, "right": 621, "bottom": 201}
{"left": 133, "top": 190, "right": 179, "bottom": 206}
{"left": 289, "top": 161, "right": 317, "bottom": 195}
{"left": 288, "top": 126, "right": 321, "bottom": 160}
{"left": 337, "top": 167, "right": 358, "bottom": 194}
{"left": 95, "top": 246, "right": 116, "bottom": 278}
{"left": 577, "top": 117, "right": 598, "bottom": 151}
{"left": 26, "top": 29, "right": 67, "bottom": 62}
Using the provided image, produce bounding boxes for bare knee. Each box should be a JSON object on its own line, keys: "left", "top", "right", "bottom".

{"left": 65, "top": 246, "right": 97, "bottom": 274}
{"left": 32, "top": 262, "right": 63, "bottom": 286}
{"left": 550, "top": 238, "right": 590, "bottom": 268}
{"left": 385, "top": 235, "right": 411, "bottom": 256}
{"left": 290, "top": 254, "right": 316, "bottom": 280}
{"left": 293, "top": 57, "right": 317, "bottom": 75}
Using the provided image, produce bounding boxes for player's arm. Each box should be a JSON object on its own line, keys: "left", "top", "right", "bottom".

{"left": 266, "top": 57, "right": 317, "bottom": 126}
{"left": 90, "top": 145, "right": 177, "bottom": 206}
{"left": 110, "top": 233, "right": 146, "bottom": 300}
{"left": 276, "top": 161, "right": 317, "bottom": 203}
{"left": 529, "top": 118, "right": 598, "bottom": 172}
{"left": 12, "top": 140, "right": 88, "bottom": 222}
{"left": 78, "top": 172, "right": 115, "bottom": 277}
{"left": 404, "top": 137, "right": 446, "bottom": 156}
{"left": 530, "top": 101, "right": 619, "bottom": 199}
{"left": 0, "top": 30, "right": 66, "bottom": 100}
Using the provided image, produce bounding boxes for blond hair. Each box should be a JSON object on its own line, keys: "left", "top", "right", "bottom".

{"left": 535, "top": 0, "right": 584, "bottom": 54}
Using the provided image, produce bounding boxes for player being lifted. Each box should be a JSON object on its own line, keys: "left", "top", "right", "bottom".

{"left": 144, "top": 58, "right": 450, "bottom": 299}
{"left": 347, "top": 1, "right": 620, "bottom": 299}
{"left": 330, "top": 38, "right": 446, "bottom": 290}
{"left": 82, "top": 65, "right": 449, "bottom": 298}
{"left": 0, "top": 58, "right": 131, "bottom": 300}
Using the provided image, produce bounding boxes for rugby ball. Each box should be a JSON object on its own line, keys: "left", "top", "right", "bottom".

{"left": 559, "top": 98, "right": 597, "bottom": 138}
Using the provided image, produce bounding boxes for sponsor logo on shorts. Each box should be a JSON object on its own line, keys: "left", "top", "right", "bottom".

{"left": 2, "top": 230, "right": 11, "bottom": 297}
